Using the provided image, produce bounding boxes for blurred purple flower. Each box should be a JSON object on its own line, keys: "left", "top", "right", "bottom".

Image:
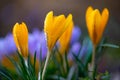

{"left": 68, "top": 32, "right": 92, "bottom": 62}
{"left": 68, "top": 37, "right": 92, "bottom": 64}
{"left": 71, "top": 42, "right": 81, "bottom": 55}
{"left": 0, "top": 34, "right": 16, "bottom": 60}
{"left": 28, "top": 29, "right": 47, "bottom": 60}
{"left": 68, "top": 42, "right": 81, "bottom": 60}
{"left": 0, "top": 34, "right": 17, "bottom": 59}
{"left": 0, "top": 38, "right": 6, "bottom": 59}
{"left": 70, "top": 26, "right": 81, "bottom": 45}
{"left": 4, "top": 34, "right": 16, "bottom": 54}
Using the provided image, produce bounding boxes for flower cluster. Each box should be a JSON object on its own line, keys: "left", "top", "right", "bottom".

{"left": 0, "top": 26, "right": 82, "bottom": 59}
{"left": 0, "top": 6, "right": 110, "bottom": 80}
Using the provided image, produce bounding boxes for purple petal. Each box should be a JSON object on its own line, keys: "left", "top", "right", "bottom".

{"left": 0, "top": 38, "right": 6, "bottom": 59}
{"left": 68, "top": 42, "right": 81, "bottom": 60}
{"left": 28, "top": 30, "right": 47, "bottom": 60}
{"left": 4, "top": 34, "right": 16, "bottom": 54}
{"left": 70, "top": 26, "right": 81, "bottom": 45}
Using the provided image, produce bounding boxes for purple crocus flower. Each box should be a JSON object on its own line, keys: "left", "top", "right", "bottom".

{"left": 68, "top": 37, "right": 92, "bottom": 62}
{"left": 4, "top": 34, "right": 16, "bottom": 54}
{"left": 29, "top": 33, "right": 37, "bottom": 55}
{"left": 0, "top": 38, "right": 6, "bottom": 59}
{"left": 71, "top": 42, "right": 81, "bottom": 54}
{"left": 68, "top": 26, "right": 92, "bottom": 62}
{"left": 68, "top": 42, "right": 81, "bottom": 60}
{"left": 70, "top": 26, "right": 81, "bottom": 45}
{"left": 0, "top": 34, "right": 16, "bottom": 59}
{"left": 39, "top": 32, "right": 47, "bottom": 60}
{"left": 28, "top": 29, "right": 47, "bottom": 60}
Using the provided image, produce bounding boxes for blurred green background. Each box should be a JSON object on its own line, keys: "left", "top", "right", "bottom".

{"left": 0, "top": 0, "right": 120, "bottom": 78}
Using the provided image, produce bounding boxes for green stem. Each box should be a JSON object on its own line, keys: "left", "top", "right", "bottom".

{"left": 92, "top": 45, "right": 96, "bottom": 68}
{"left": 24, "top": 58, "right": 28, "bottom": 68}
{"left": 42, "top": 50, "right": 51, "bottom": 80}
{"left": 88, "top": 45, "right": 96, "bottom": 79}
{"left": 38, "top": 71, "right": 41, "bottom": 80}
{"left": 63, "top": 55, "right": 67, "bottom": 74}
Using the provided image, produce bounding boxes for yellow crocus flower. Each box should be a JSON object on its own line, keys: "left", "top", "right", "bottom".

{"left": 13, "top": 22, "right": 28, "bottom": 58}
{"left": 42, "top": 11, "right": 73, "bottom": 79}
{"left": 44, "top": 11, "right": 73, "bottom": 51}
{"left": 59, "top": 20, "right": 74, "bottom": 54}
{"left": 86, "top": 6, "right": 109, "bottom": 46}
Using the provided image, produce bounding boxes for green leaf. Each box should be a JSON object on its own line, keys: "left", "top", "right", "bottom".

{"left": 6, "top": 55, "right": 23, "bottom": 76}
{"left": 67, "top": 65, "right": 76, "bottom": 80}
{"left": 72, "top": 52, "right": 87, "bottom": 77}
{"left": 55, "top": 45, "right": 63, "bottom": 65}
{"left": 47, "top": 75, "right": 66, "bottom": 80}
{"left": 27, "top": 54, "right": 36, "bottom": 80}
{"left": 0, "top": 68, "right": 13, "bottom": 80}
{"left": 65, "top": 52, "right": 69, "bottom": 72}
{"left": 100, "top": 44, "right": 119, "bottom": 48}
{"left": 39, "top": 47, "right": 43, "bottom": 80}
{"left": 6, "top": 54, "right": 26, "bottom": 80}
{"left": 80, "top": 37, "right": 92, "bottom": 70}
{"left": 33, "top": 51, "right": 37, "bottom": 73}
{"left": 17, "top": 52, "right": 29, "bottom": 79}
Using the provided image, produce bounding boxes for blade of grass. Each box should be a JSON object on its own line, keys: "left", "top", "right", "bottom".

{"left": 67, "top": 65, "right": 76, "bottom": 80}
{"left": 100, "top": 44, "right": 119, "bottom": 48}
{"left": 33, "top": 51, "right": 37, "bottom": 72}
{"left": 27, "top": 54, "right": 36, "bottom": 80}
{"left": 38, "top": 47, "right": 43, "bottom": 80}
{"left": 6, "top": 55, "right": 26, "bottom": 80}
{"left": 0, "top": 68, "right": 13, "bottom": 80}
{"left": 72, "top": 52, "right": 87, "bottom": 76}
{"left": 65, "top": 52, "right": 69, "bottom": 73}
{"left": 17, "top": 51, "right": 32, "bottom": 80}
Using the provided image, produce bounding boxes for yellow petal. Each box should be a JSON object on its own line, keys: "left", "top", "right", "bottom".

{"left": 96, "top": 8, "right": 109, "bottom": 45}
{"left": 101, "top": 8, "right": 109, "bottom": 31}
{"left": 94, "top": 9, "right": 101, "bottom": 30}
{"left": 94, "top": 9, "right": 102, "bottom": 45}
{"left": 64, "top": 14, "right": 73, "bottom": 32}
{"left": 86, "top": 9, "right": 96, "bottom": 45}
{"left": 13, "top": 22, "right": 28, "bottom": 58}
{"left": 59, "top": 19, "right": 74, "bottom": 54}
{"left": 52, "top": 15, "right": 66, "bottom": 36}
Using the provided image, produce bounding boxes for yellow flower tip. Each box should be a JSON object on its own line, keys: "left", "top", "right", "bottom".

{"left": 86, "top": 6, "right": 93, "bottom": 15}
{"left": 87, "top": 6, "right": 93, "bottom": 10}
{"left": 13, "top": 22, "right": 28, "bottom": 58}
{"left": 44, "top": 11, "right": 53, "bottom": 26}
{"left": 46, "top": 11, "right": 53, "bottom": 19}
{"left": 103, "top": 8, "right": 109, "bottom": 14}
{"left": 101, "top": 8, "right": 109, "bottom": 23}
{"left": 46, "top": 11, "right": 53, "bottom": 17}
{"left": 102, "top": 8, "right": 109, "bottom": 20}
{"left": 67, "top": 14, "right": 72, "bottom": 20}
{"left": 21, "top": 22, "right": 27, "bottom": 26}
